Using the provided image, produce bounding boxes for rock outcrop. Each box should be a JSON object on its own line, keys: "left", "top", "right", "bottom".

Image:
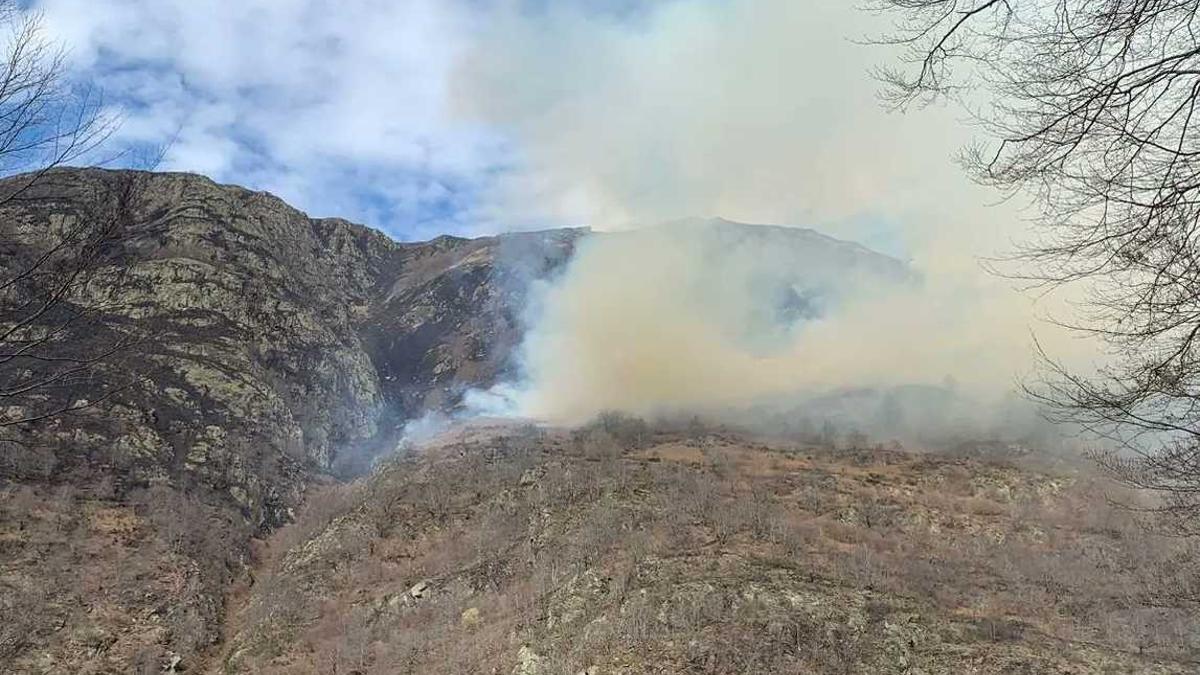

{"left": 1, "top": 168, "right": 580, "bottom": 520}
{"left": 0, "top": 168, "right": 578, "bottom": 672}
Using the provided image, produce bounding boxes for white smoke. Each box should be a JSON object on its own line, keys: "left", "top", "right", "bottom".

{"left": 466, "top": 220, "right": 1080, "bottom": 430}
{"left": 446, "top": 1, "right": 1104, "bottom": 436}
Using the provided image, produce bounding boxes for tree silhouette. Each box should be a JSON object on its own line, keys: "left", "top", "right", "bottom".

{"left": 873, "top": 0, "right": 1200, "bottom": 534}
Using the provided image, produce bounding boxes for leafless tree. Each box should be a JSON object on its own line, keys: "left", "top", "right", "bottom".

{"left": 1, "top": 173, "right": 145, "bottom": 427}
{"left": 0, "top": 3, "right": 115, "bottom": 194}
{"left": 870, "top": 1, "right": 1200, "bottom": 535}
{"left": 0, "top": 2, "right": 130, "bottom": 444}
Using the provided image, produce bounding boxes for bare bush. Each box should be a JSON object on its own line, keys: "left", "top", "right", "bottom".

{"left": 592, "top": 410, "right": 651, "bottom": 449}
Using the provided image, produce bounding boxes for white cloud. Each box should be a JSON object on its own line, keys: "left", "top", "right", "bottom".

{"left": 453, "top": 1, "right": 994, "bottom": 249}
{"left": 36, "top": 0, "right": 501, "bottom": 238}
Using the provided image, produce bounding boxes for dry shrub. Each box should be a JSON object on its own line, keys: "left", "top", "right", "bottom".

{"left": 223, "top": 430, "right": 1200, "bottom": 672}
{"left": 591, "top": 411, "right": 651, "bottom": 449}
{"left": 271, "top": 483, "right": 357, "bottom": 556}
{"left": 579, "top": 428, "right": 621, "bottom": 461}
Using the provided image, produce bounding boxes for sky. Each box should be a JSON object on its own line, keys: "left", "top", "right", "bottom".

{"left": 33, "top": 0, "right": 1005, "bottom": 253}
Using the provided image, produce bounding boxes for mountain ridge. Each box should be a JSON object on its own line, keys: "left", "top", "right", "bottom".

{"left": 0, "top": 168, "right": 924, "bottom": 673}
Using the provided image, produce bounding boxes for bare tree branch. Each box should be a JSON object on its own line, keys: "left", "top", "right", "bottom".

{"left": 873, "top": 0, "right": 1200, "bottom": 562}
{"left": 0, "top": 1, "right": 142, "bottom": 444}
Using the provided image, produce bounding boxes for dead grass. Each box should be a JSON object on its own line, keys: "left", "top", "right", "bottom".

{"left": 216, "top": 422, "right": 1200, "bottom": 673}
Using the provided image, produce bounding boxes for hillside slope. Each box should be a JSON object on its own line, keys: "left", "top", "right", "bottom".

{"left": 218, "top": 422, "right": 1199, "bottom": 674}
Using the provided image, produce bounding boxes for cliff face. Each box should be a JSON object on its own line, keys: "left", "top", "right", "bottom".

{"left": 0, "top": 168, "right": 580, "bottom": 672}
{"left": 1, "top": 168, "right": 580, "bottom": 521}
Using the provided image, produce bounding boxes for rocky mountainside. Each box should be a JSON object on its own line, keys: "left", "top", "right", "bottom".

{"left": 2, "top": 169, "right": 909, "bottom": 528}
{"left": 2, "top": 168, "right": 581, "bottom": 516}
{"left": 7, "top": 168, "right": 1188, "bottom": 674}
{"left": 0, "top": 168, "right": 578, "bottom": 672}
{"left": 0, "top": 168, "right": 919, "bottom": 673}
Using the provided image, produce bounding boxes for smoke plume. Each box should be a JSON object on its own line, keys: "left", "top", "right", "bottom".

{"left": 472, "top": 220, "right": 1073, "bottom": 434}
{"left": 448, "top": 1, "right": 1102, "bottom": 437}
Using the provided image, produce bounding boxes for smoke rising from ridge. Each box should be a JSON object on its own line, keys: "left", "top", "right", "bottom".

{"left": 449, "top": 1, "right": 1102, "bottom": 434}
{"left": 474, "top": 221, "right": 1080, "bottom": 435}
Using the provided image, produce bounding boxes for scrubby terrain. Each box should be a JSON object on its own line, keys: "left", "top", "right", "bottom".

{"left": 219, "top": 421, "right": 1198, "bottom": 674}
